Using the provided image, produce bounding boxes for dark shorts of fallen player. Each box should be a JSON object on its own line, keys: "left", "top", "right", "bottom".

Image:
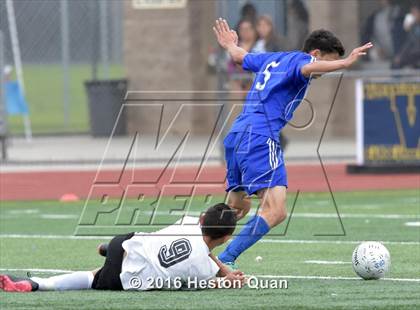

{"left": 92, "top": 232, "right": 135, "bottom": 290}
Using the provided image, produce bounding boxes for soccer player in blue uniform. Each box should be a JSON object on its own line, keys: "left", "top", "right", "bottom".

{"left": 213, "top": 18, "right": 373, "bottom": 265}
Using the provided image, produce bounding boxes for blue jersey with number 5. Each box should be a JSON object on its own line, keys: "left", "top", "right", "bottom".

{"left": 229, "top": 51, "right": 315, "bottom": 142}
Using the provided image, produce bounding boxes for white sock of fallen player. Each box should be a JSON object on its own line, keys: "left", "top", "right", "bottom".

{"left": 31, "top": 271, "right": 94, "bottom": 291}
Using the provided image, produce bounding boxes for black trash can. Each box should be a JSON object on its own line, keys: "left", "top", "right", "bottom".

{"left": 85, "top": 79, "right": 128, "bottom": 137}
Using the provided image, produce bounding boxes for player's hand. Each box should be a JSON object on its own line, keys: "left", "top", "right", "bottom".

{"left": 213, "top": 18, "right": 238, "bottom": 49}
{"left": 343, "top": 42, "right": 373, "bottom": 68}
{"left": 224, "top": 270, "right": 245, "bottom": 288}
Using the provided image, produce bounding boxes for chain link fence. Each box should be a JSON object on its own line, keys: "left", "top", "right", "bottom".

{"left": 0, "top": 0, "right": 124, "bottom": 135}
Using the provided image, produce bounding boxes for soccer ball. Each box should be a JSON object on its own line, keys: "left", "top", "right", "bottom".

{"left": 352, "top": 242, "right": 391, "bottom": 280}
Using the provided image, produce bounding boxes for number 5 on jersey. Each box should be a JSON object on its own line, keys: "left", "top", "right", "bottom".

{"left": 255, "top": 61, "right": 281, "bottom": 91}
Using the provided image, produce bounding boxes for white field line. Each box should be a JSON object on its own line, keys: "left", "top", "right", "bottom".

{"left": 223, "top": 211, "right": 407, "bottom": 220}
{"left": 405, "top": 222, "right": 420, "bottom": 227}
{"left": 0, "top": 234, "right": 112, "bottom": 240}
{"left": 1, "top": 213, "right": 78, "bottom": 220}
{"left": 3, "top": 209, "right": 418, "bottom": 220}
{"left": 290, "top": 213, "right": 417, "bottom": 219}
{"left": 255, "top": 274, "right": 420, "bottom": 283}
{"left": 0, "top": 268, "right": 76, "bottom": 273}
{"left": 7, "top": 209, "right": 39, "bottom": 214}
{"left": 304, "top": 260, "right": 351, "bottom": 265}
{"left": 40, "top": 214, "right": 79, "bottom": 219}
{"left": 0, "top": 268, "right": 418, "bottom": 283}
{"left": 0, "top": 234, "right": 419, "bottom": 246}
{"left": 259, "top": 239, "right": 420, "bottom": 245}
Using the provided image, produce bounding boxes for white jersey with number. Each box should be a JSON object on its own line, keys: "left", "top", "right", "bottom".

{"left": 120, "top": 216, "right": 219, "bottom": 290}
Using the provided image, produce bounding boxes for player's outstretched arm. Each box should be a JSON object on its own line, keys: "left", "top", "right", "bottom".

{"left": 209, "top": 253, "right": 231, "bottom": 277}
{"left": 211, "top": 270, "right": 245, "bottom": 289}
{"left": 222, "top": 270, "right": 245, "bottom": 288}
{"left": 213, "top": 18, "right": 247, "bottom": 65}
{"left": 301, "top": 42, "right": 373, "bottom": 77}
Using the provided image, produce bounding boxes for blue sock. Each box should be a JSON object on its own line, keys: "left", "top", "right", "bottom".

{"left": 219, "top": 215, "right": 270, "bottom": 263}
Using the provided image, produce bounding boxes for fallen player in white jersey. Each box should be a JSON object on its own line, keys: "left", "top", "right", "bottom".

{"left": 0, "top": 203, "right": 244, "bottom": 292}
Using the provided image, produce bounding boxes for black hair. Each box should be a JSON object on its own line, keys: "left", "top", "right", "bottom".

{"left": 201, "top": 203, "right": 236, "bottom": 240}
{"left": 411, "top": 0, "right": 420, "bottom": 10}
{"left": 302, "top": 29, "right": 345, "bottom": 56}
{"left": 241, "top": 3, "right": 257, "bottom": 21}
{"left": 290, "top": 0, "right": 309, "bottom": 23}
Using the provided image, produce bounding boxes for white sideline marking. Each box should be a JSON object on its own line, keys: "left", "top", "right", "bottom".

{"left": 7, "top": 209, "right": 39, "bottom": 215}
{"left": 260, "top": 239, "right": 420, "bottom": 245}
{"left": 168, "top": 211, "right": 417, "bottom": 220}
{"left": 4, "top": 209, "right": 418, "bottom": 220}
{"left": 0, "top": 268, "right": 75, "bottom": 274}
{"left": 0, "top": 268, "right": 418, "bottom": 283}
{"left": 0, "top": 234, "right": 112, "bottom": 240}
{"left": 255, "top": 275, "right": 420, "bottom": 283}
{"left": 40, "top": 214, "right": 79, "bottom": 219}
{"left": 291, "top": 213, "right": 416, "bottom": 219}
{"left": 304, "top": 260, "right": 351, "bottom": 265}
{"left": 405, "top": 222, "right": 420, "bottom": 227}
{"left": 0, "top": 234, "right": 419, "bottom": 246}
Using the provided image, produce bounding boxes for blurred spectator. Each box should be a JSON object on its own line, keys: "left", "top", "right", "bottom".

{"left": 392, "top": 1, "right": 420, "bottom": 68}
{"left": 286, "top": 0, "right": 310, "bottom": 50}
{"left": 361, "top": 0, "right": 407, "bottom": 63}
{"left": 237, "top": 2, "right": 258, "bottom": 27}
{"left": 401, "top": 0, "right": 420, "bottom": 32}
{"left": 227, "top": 19, "right": 258, "bottom": 91}
{"left": 254, "top": 15, "right": 285, "bottom": 52}
{"left": 236, "top": 19, "right": 258, "bottom": 53}
{"left": 403, "top": 10, "right": 416, "bottom": 31}
{"left": 227, "top": 19, "right": 257, "bottom": 117}
{"left": 209, "top": 17, "right": 258, "bottom": 76}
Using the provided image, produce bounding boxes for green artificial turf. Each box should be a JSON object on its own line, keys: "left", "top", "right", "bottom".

{"left": 0, "top": 190, "right": 419, "bottom": 309}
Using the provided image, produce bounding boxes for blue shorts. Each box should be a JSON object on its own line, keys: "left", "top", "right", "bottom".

{"left": 224, "top": 132, "right": 288, "bottom": 195}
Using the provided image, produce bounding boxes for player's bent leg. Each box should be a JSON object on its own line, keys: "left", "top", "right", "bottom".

{"left": 219, "top": 134, "right": 288, "bottom": 264}
{"left": 218, "top": 181, "right": 287, "bottom": 265}
{"left": 219, "top": 188, "right": 278, "bottom": 264}
{"left": 257, "top": 186, "right": 287, "bottom": 228}
{"left": 227, "top": 190, "right": 252, "bottom": 221}
{"left": 218, "top": 210, "right": 270, "bottom": 264}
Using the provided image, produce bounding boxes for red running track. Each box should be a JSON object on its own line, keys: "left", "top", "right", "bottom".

{"left": 0, "top": 164, "right": 419, "bottom": 201}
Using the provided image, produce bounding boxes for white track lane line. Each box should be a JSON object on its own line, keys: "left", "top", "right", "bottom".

{"left": 0, "top": 268, "right": 418, "bottom": 283}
